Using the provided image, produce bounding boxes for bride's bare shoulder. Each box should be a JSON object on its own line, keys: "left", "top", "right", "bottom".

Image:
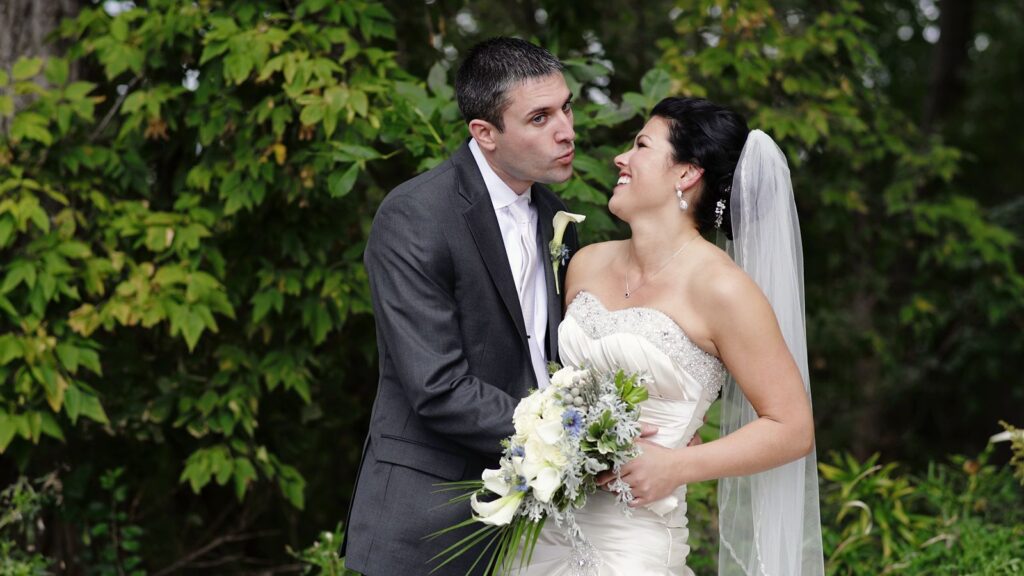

{"left": 565, "top": 241, "right": 625, "bottom": 301}
{"left": 569, "top": 240, "right": 625, "bottom": 271}
{"left": 691, "top": 246, "right": 771, "bottom": 321}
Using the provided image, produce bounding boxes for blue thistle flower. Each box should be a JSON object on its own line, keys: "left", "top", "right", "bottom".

{"left": 562, "top": 408, "right": 584, "bottom": 437}
{"left": 510, "top": 445, "right": 525, "bottom": 458}
{"left": 514, "top": 475, "right": 529, "bottom": 493}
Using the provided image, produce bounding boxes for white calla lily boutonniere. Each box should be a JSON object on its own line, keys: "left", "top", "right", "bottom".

{"left": 549, "top": 211, "right": 585, "bottom": 295}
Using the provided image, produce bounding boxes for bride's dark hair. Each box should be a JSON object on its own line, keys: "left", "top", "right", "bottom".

{"left": 651, "top": 97, "right": 749, "bottom": 240}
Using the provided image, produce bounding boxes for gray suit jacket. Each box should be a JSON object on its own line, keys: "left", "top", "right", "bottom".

{"left": 343, "top": 141, "right": 579, "bottom": 575}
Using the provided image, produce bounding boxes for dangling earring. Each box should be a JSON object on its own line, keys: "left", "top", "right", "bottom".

{"left": 675, "top": 182, "right": 688, "bottom": 211}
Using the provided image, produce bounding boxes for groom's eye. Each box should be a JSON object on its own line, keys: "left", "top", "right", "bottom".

{"left": 561, "top": 101, "right": 573, "bottom": 114}
{"left": 532, "top": 114, "right": 547, "bottom": 125}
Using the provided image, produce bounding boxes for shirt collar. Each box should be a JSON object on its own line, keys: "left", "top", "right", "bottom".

{"left": 469, "top": 138, "right": 532, "bottom": 210}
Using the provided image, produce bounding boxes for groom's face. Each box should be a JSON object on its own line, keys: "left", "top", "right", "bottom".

{"left": 485, "top": 73, "right": 576, "bottom": 191}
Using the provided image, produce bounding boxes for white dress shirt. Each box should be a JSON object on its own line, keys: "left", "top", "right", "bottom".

{"left": 469, "top": 139, "right": 550, "bottom": 388}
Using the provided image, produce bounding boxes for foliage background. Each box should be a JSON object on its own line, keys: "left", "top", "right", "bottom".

{"left": 0, "top": 0, "right": 1021, "bottom": 573}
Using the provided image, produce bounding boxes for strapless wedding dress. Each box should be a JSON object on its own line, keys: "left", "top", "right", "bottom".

{"left": 523, "top": 291, "right": 727, "bottom": 575}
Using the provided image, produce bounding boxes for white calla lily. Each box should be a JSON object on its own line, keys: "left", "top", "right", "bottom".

{"left": 528, "top": 466, "right": 562, "bottom": 503}
{"left": 481, "top": 467, "right": 510, "bottom": 497}
{"left": 551, "top": 211, "right": 585, "bottom": 247}
{"left": 471, "top": 491, "right": 524, "bottom": 526}
{"left": 549, "top": 211, "right": 585, "bottom": 294}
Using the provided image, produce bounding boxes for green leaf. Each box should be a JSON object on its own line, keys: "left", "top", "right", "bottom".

{"left": 64, "top": 81, "right": 95, "bottom": 101}
{"left": 40, "top": 411, "right": 65, "bottom": 442}
{"left": 299, "top": 102, "right": 325, "bottom": 125}
{"left": 57, "top": 241, "right": 92, "bottom": 259}
{"left": 2, "top": 261, "right": 36, "bottom": 294}
{"left": 211, "top": 446, "right": 234, "bottom": 486}
{"left": 12, "top": 57, "right": 44, "bottom": 81}
{"left": 196, "top": 390, "right": 218, "bottom": 416}
{"left": 328, "top": 164, "right": 359, "bottom": 198}
{"left": 332, "top": 142, "right": 380, "bottom": 162}
{"left": 45, "top": 58, "right": 70, "bottom": 86}
{"left": 278, "top": 467, "right": 306, "bottom": 509}
{"left": 79, "top": 391, "right": 110, "bottom": 424}
{"left": 233, "top": 457, "right": 257, "bottom": 500}
{"left": 0, "top": 334, "right": 21, "bottom": 366}
{"left": 199, "top": 41, "right": 229, "bottom": 65}
{"left": 350, "top": 90, "right": 369, "bottom": 117}
{"left": 64, "top": 385, "right": 82, "bottom": 424}
{"left": 251, "top": 290, "right": 282, "bottom": 324}
{"left": 0, "top": 412, "right": 16, "bottom": 452}
{"left": 78, "top": 348, "right": 102, "bottom": 375}
{"left": 9, "top": 112, "right": 52, "bottom": 145}
{"left": 110, "top": 17, "right": 129, "bottom": 42}
{"left": 53, "top": 343, "right": 79, "bottom": 373}
{"left": 640, "top": 68, "right": 671, "bottom": 102}
{"left": 0, "top": 217, "right": 12, "bottom": 248}
{"left": 181, "top": 310, "right": 206, "bottom": 352}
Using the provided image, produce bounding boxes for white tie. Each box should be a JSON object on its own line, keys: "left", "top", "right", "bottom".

{"left": 511, "top": 197, "right": 547, "bottom": 388}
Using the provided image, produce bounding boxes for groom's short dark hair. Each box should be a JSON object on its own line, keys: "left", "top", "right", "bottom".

{"left": 455, "top": 37, "right": 564, "bottom": 132}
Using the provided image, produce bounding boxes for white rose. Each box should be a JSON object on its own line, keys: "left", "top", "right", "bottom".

{"left": 549, "top": 366, "right": 577, "bottom": 389}
{"left": 523, "top": 435, "right": 568, "bottom": 472}
{"left": 513, "top": 392, "right": 546, "bottom": 435}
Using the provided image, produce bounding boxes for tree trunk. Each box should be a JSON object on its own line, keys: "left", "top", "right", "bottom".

{"left": 0, "top": 0, "right": 80, "bottom": 68}
{"left": 922, "top": 0, "right": 976, "bottom": 132}
{"left": 0, "top": 0, "right": 81, "bottom": 130}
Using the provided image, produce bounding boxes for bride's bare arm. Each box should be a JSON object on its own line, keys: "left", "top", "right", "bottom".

{"left": 603, "top": 264, "right": 813, "bottom": 506}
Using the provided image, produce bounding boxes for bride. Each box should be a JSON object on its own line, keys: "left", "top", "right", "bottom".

{"left": 523, "top": 97, "right": 824, "bottom": 575}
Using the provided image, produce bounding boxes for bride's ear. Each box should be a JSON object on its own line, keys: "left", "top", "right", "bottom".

{"left": 469, "top": 119, "right": 499, "bottom": 151}
{"left": 677, "top": 164, "right": 704, "bottom": 192}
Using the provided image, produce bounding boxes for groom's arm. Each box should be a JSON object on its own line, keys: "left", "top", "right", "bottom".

{"left": 365, "top": 193, "right": 516, "bottom": 458}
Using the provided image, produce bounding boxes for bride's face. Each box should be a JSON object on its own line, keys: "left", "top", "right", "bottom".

{"left": 609, "top": 117, "right": 685, "bottom": 221}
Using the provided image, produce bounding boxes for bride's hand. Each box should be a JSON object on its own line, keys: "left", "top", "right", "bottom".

{"left": 599, "top": 439, "right": 683, "bottom": 507}
{"left": 639, "top": 423, "right": 659, "bottom": 438}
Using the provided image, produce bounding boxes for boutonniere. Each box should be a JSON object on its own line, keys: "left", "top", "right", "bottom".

{"left": 549, "top": 210, "right": 585, "bottom": 294}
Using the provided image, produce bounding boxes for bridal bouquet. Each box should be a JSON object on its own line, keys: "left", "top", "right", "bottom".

{"left": 428, "top": 365, "right": 649, "bottom": 575}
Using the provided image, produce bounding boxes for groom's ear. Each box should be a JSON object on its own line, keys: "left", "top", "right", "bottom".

{"left": 469, "top": 119, "right": 499, "bottom": 151}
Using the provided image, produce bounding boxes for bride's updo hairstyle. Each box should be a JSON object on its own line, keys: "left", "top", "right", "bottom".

{"left": 651, "top": 97, "right": 749, "bottom": 239}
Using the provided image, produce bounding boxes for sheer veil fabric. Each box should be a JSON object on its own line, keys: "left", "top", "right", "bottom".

{"left": 718, "top": 130, "right": 825, "bottom": 575}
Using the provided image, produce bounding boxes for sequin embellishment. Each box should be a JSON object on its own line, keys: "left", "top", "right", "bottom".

{"left": 567, "top": 291, "right": 727, "bottom": 398}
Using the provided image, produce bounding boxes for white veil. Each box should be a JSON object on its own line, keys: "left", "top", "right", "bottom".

{"left": 718, "top": 130, "right": 824, "bottom": 575}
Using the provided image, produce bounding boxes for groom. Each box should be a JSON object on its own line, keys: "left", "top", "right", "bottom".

{"left": 342, "top": 38, "right": 579, "bottom": 575}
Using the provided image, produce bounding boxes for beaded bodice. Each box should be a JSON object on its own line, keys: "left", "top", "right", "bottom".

{"left": 563, "top": 291, "right": 726, "bottom": 399}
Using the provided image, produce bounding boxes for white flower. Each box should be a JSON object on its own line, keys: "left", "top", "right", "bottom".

{"left": 528, "top": 466, "right": 561, "bottom": 503}
{"left": 471, "top": 490, "right": 524, "bottom": 526}
{"left": 549, "top": 366, "right": 579, "bottom": 389}
{"left": 549, "top": 211, "right": 585, "bottom": 294}
{"left": 513, "top": 393, "right": 545, "bottom": 435}
{"left": 990, "top": 429, "right": 1024, "bottom": 443}
{"left": 551, "top": 211, "right": 585, "bottom": 249}
{"left": 481, "top": 467, "right": 510, "bottom": 497}
{"left": 521, "top": 440, "right": 566, "bottom": 503}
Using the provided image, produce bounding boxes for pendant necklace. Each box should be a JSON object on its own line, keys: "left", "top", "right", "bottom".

{"left": 624, "top": 232, "right": 701, "bottom": 299}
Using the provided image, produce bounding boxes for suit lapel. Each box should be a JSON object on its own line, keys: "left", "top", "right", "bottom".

{"left": 455, "top": 143, "right": 529, "bottom": 343}
{"left": 533, "top": 187, "right": 562, "bottom": 363}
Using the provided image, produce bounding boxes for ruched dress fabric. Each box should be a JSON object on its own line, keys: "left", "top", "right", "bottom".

{"left": 523, "top": 291, "right": 727, "bottom": 576}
